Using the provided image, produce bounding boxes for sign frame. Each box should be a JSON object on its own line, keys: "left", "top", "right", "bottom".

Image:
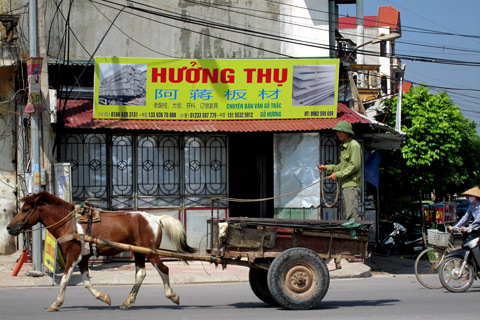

{"left": 94, "top": 58, "right": 340, "bottom": 121}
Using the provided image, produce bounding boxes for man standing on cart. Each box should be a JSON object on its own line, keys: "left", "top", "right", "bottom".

{"left": 318, "top": 121, "right": 362, "bottom": 222}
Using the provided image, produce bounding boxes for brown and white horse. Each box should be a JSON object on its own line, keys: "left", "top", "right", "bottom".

{"left": 6, "top": 191, "right": 196, "bottom": 312}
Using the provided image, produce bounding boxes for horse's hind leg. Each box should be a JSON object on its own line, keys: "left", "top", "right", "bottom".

{"left": 78, "top": 257, "right": 111, "bottom": 306}
{"left": 120, "top": 252, "right": 147, "bottom": 310}
{"left": 150, "top": 256, "right": 180, "bottom": 305}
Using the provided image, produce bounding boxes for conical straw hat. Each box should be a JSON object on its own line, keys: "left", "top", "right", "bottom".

{"left": 462, "top": 187, "right": 480, "bottom": 198}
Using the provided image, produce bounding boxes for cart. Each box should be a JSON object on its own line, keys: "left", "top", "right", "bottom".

{"left": 79, "top": 217, "right": 371, "bottom": 310}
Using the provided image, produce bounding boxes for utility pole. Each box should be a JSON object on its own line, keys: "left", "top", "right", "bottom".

{"left": 356, "top": 0, "right": 364, "bottom": 88}
{"left": 328, "top": 0, "right": 335, "bottom": 59}
{"left": 395, "top": 64, "right": 407, "bottom": 133}
{"left": 29, "top": 0, "right": 43, "bottom": 273}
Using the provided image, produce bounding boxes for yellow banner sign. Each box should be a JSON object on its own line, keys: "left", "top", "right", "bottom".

{"left": 94, "top": 58, "right": 339, "bottom": 120}
{"left": 43, "top": 230, "right": 57, "bottom": 273}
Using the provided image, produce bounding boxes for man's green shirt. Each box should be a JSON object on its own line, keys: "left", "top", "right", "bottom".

{"left": 326, "top": 137, "right": 362, "bottom": 188}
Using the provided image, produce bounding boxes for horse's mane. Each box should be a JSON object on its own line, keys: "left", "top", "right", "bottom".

{"left": 22, "top": 191, "right": 74, "bottom": 209}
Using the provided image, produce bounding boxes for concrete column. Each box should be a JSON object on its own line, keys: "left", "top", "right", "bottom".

{"left": 329, "top": 0, "right": 336, "bottom": 58}
{"left": 29, "top": 0, "right": 43, "bottom": 272}
{"left": 356, "top": 0, "right": 365, "bottom": 89}
{"left": 356, "top": 0, "right": 364, "bottom": 64}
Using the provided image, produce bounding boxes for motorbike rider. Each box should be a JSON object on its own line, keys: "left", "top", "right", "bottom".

{"left": 442, "top": 187, "right": 480, "bottom": 292}
{"left": 448, "top": 187, "right": 480, "bottom": 237}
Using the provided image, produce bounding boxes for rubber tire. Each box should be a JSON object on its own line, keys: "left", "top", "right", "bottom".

{"left": 380, "top": 241, "right": 394, "bottom": 256}
{"left": 439, "top": 256, "right": 475, "bottom": 293}
{"left": 267, "top": 247, "right": 330, "bottom": 310}
{"left": 249, "top": 268, "right": 280, "bottom": 307}
{"left": 414, "top": 247, "right": 446, "bottom": 289}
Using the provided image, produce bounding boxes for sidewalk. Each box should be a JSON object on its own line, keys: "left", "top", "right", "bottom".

{"left": 0, "top": 250, "right": 411, "bottom": 288}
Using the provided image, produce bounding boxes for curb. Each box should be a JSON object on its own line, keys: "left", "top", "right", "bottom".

{"left": 0, "top": 256, "right": 371, "bottom": 288}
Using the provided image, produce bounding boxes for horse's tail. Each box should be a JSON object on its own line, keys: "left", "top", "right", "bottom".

{"left": 159, "top": 215, "right": 197, "bottom": 254}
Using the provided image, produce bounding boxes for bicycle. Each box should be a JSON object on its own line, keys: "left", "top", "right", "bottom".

{"left": 415, "top": 229, "right": 455, "bottom": 289}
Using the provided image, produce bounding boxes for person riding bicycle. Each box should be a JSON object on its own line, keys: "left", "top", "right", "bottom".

{"left": 448, "top": 187, "right": 480, "bottom": 236}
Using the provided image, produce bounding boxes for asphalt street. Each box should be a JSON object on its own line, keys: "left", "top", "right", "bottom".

{"left": 1, "top": 276, "right": 478, "bottom": 320}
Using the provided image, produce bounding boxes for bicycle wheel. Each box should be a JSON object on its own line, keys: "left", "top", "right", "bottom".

{"left": 415, "top": 247, "right": 447, "bottom": 289}
{"left": 439, "top": 256, "right": 475, "bottom": 293}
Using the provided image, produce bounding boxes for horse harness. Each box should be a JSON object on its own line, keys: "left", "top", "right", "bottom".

{"left": 18, "top": 202, "right": 38, "bottom": 230}
{"left": 74, "top": 203, "right": 102, "bottom": 257}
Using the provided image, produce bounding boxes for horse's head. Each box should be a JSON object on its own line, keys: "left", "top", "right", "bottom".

{"left": 6, "top": 192, "right": 53, "bottom": 236}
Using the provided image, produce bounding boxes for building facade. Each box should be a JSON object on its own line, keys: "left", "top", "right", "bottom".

{"left": 338, "top": 6, "right": 404, "bottom": 118}
{"left": 0, "top": 1, "right": 402, "bottom": 253}
{"left": 0, "top": 14, "right": 20, "bottom": 254}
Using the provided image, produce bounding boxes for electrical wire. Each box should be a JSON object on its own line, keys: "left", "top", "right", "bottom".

{"left": 92, "top": 1, "right": 480, "bottom": 123}
{"left": 94, "top": 0, "right": 480, "bottom": 68}
{"left": 52, "top": 3, "right": 126, "bottom": 155}
{"left": 12, "top": 0, "right": 472, "bottom": 64}
{"left": 47, "top": 0, "right": 93, "bottom": 62}
{"left": 12, "top": 0, "right": 480, "bottom": 118}
{"left": 94, "top": 0, "right": 333, "bottom": 53}
{"left": 89, "top": 1, "right": 176, "bottom": 58}
{"left": 67, "top": 1, "right": 480, "bottom": 101}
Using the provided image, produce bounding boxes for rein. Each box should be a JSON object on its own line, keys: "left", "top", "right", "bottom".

{"left": 215, "top": 179, "right": 323, "bottom": 203}
{"left": 20, "top": 204, "right": 76, "bottom": 233}
{"left": 18, "top": 177, "right": 339, "bottom": 235}
{"left": 215, "top": 176, "right": 340, "bottom": 207}
{"left": 320, "top": 172, "right": 340, "bottom": 208}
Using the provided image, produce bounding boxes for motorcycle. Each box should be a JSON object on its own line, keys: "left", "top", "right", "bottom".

{"left": 375, "top": 222, "right": 425, "bottom": 256}
{"left": 439, "top": 228, "right": 480, "bottom": 292}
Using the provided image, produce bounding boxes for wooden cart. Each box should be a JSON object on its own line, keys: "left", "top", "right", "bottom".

{"left": 80, "top": 217, "right": 371, "bottom": 310}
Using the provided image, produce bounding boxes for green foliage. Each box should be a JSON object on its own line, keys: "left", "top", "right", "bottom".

{"left": 458, "top": 134, "right": 480, "bottom": 191}
{"left": 375, "top": 85, "right": 479, "bottom": 198}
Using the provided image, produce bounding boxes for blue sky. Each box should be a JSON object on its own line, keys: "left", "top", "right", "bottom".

{"left": 339, "top": 0, "right": 480, "bottom": 131}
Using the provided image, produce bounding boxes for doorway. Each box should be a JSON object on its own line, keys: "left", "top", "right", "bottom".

{"left": 228, "top": 133, "right": 274, "bottom": 218}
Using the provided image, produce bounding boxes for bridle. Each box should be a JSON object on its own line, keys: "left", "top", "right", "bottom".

{"left": 18, "top": 202, "right": 38, "bottom": 230}
{"left": 16, "top": 201, "right": 77, "bottom": 233}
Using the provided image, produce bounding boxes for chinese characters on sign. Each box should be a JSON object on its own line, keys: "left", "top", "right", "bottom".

{"left": 94, "top": 58, "right": 339, "bottom": 120}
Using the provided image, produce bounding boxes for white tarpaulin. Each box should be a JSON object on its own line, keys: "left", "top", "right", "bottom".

{"left": 274, "top": 133, "right": 320, "bottom": 208}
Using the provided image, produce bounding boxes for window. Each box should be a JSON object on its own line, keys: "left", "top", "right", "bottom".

{"left": 59, "top": 134, "right": 108, "bottom": 206}
{"left": 380, "top": 42, "right": 386, "bottom": 57}
{"left": 381, "top": 76, "right": 387, "bottom": 95}
{"left": 59, "top": 133, "right": 227, "bottom": 209}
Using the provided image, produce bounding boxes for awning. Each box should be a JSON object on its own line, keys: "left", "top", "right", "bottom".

{"left": 55, "top": 99, "right": 404, "bottom": 148}
{"left": 59, "top": 100, "right": 367, "bottom": 131}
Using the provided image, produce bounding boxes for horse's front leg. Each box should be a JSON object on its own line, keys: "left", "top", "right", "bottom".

{"left": 78, "top": 257, "right": 111, "bottom": 306}
{"left": 47, "top": 252, "right": 82, "bottom": 312}
{"left": 120, "top": 253, "right": 146, "bottom": 310}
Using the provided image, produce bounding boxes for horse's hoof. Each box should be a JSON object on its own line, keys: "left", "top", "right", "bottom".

{"left": 120, "top": 303, "right": 131, "bottom": 310}
{"left": 47, "top": 305, "right": 59, "bottom": 312}
{"left": 172, "top": 295, "right": 180, "bottom": 305}
{"left": 100, "top": 294, "right": 111, "bottom": 305}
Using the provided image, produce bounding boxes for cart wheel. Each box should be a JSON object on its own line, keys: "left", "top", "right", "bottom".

{"left": 249, "top": 267, "right": 280, "bottom": 307}
{"left": 267, "top": 247, "right": 330, "bottom": 310}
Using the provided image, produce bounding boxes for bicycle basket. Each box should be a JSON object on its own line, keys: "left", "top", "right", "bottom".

{"left": 427, "top": 229, "right": 450, "bottom": 247}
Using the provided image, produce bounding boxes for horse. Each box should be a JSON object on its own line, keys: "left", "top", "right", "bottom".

{"left": 6, "top": 191, "right": 196, "bottom": 312}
